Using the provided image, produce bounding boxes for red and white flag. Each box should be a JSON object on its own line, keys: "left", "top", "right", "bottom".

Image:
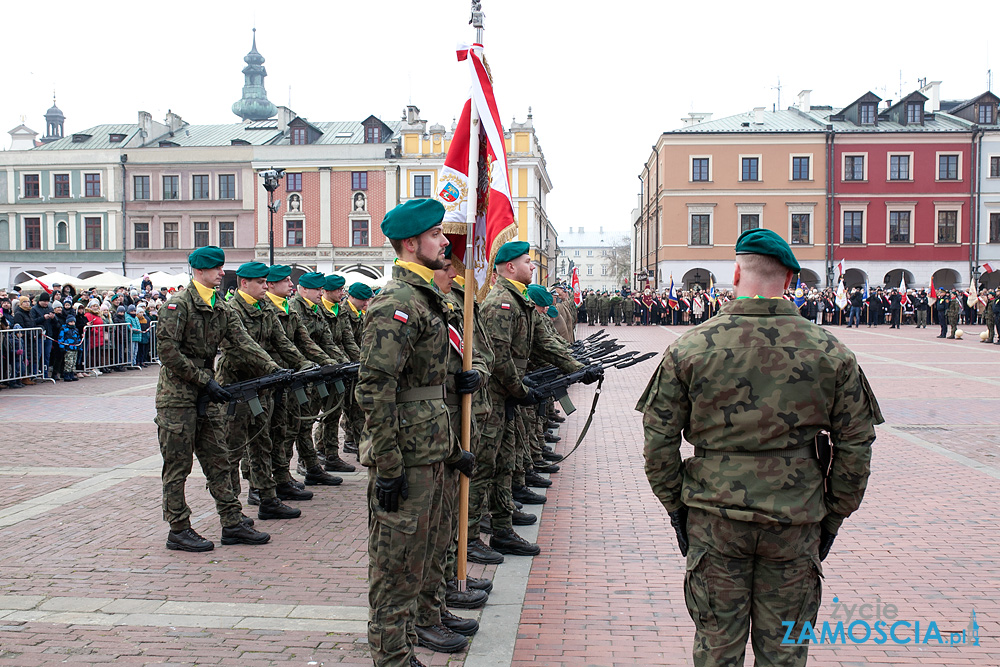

{"left": 898, "top": 275, "right": 908, "bottom": 306}
{"left": 437, "top": 44, "right": 517, "bottom": 296}
{"left": 984, "top": 262, "right": 996, "bottom": 274}
{"left": 571, "top": 267, "right": 582, "bottom": 306}
{"left": 836, "top": 259, "right": 846, "bottom": 278}
{"left": 928, "top": 277, "right": 937, "bottom": 306}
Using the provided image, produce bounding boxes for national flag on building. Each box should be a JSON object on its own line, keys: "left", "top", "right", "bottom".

{"left": 437, "top": 44, "right": 517, "bottom": 297}
{"left": 983, "top": 262, "right": 995, "bottom": 274}
{"left": 836, "top": 259, "right": 846, "bottom": 278}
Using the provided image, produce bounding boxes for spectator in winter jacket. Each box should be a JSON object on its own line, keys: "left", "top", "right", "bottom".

{"left": 57, "top": 315, "right": 82, "bottom": 381}
{"left": 125, "top": 305, "right": 142, "bottom": 367}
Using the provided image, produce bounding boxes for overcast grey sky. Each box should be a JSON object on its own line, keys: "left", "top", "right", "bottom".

{"left": 3, "top": 0, "right": 996, "bottom": 238}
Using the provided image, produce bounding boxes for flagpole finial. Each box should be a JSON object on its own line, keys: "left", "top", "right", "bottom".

{"left": 470, "top": 1, "right": 484, "bottom": 39}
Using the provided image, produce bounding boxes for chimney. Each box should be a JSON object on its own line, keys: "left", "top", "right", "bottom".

{"left": 919, "top": 80, "right": 942, "bottom": 112}
{"left": 138, "top": 111, "right": 152, "bottom": 139}
{"left": 165, "top": 110, "right": 184, "bottom": 133}
{"left": 753, "top": 107, "right": 766, "bottom": 124}
{"left": 406, "top": 105, "right": 420, "bottom": 124}
{"left": 277, "top": 106, "right": 295, "bottom": 133}
{"left": 797, "top": 90, "right": 812, "bottom": 113}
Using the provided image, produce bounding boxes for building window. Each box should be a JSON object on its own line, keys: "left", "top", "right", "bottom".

{"left": 937, "top": 211, "right": 958, "bottom": 243}
{"left": 366, "top": 125, "right": 380, "bottom": 143}
{"left": 193, "top": 221, "right": 210, "bottom": 248}
{"left": 414, "top": 175, "right": 432, "bottom": 198}
{"left": 218, "top": 174, "right": 236, "bottom": 199}
{"left": 574, "top": 250, "right": 580, "bottom": 257}
{"left": 352, "top": 172, "right": 368, "bottom": 190}
{"left": 792, "top": 157, "right": 810, "bottom": 181}
{"left": 134, "top": 175, "right": 150, "bottom": 200}
{"left": 740, "top": 214, "right": 759, "bottom": 232}
{"left": 286, "top": 173, "right": 302, "bottom": 192}
{"left": 791, "top": 214, "right": 810, "bottom": 244}
{"left": 134, "top": 222, "right": 149, "bottom": 249}
{"left": 286, "top": 219, "right": 303, "bottom": 246}
{"left": 843, "top": 211, "right": 863, "bottom": 244}
{"left": 844, "top": 156, "right": 865, "bottom": 181}
{"left": 219, "top": 221, "right": 235, "bottom": 248}
{"left": 291, "top": 127, "right": 307, "bottom": 145}
{"left": 889, "top": 155, "right": 910, "bottom": 180}
{"left": 587, "top": 265, "right": 593, "bottom": 276}
{"left": 938, "top": 155, "right": 959, "bottom": 180}
{"left": 587, "top": 250, "right": 593, "bottom": 256}
{"left": 163, "top": 175, "right": 179, "bottom": 200}
{"left": 24, "top": 217, "right": 41, "bottom": 249}
{"left": 979, "top": 104, "right": 995, "bottom": 124}
{"left": 601, "top": 265, "right": 608, "bottom": 275}
{"left": 601, "top": 249, "right": 607, "bottom": 256}
{"left": 859, "top": 103, "right": 876, "bottom": 124}
{"left": 56, "top": 221, "right": 68, "bottom": 244}
{"left": 85, "top": 173, "right": 101, "bottom": 197}
{"left": 352, "top": 219, "right": 369, "bottom": 246}
{"left": 889, "top": 211, "right": 911, "bottom": 244}
{"left": 741, "top": 157, "right": 759, "bottom": 182}
{"left": 23, "top": 174, "right": 40, "bottom": 198}
{"left": 990, "top": 212, "right": 1000, "bottom": 243}
{"left": 85, "top": 217, "right": 101, "bottom": 250}
{"left": 691, "top": 214, "right": 711, "bottom": 245}
{"left": 692, "top": 158, "right": 710, "bottom": 182}
{"left": 990, "top": 156, "right": 1000, "bottom": 178}
{"left": 192, "top": 175, "right": 210, "bottom": 199}
{"left": 906, "top": 103, "right": 922, "bottom": 124}
{"left": 163, "top": 222, "right": 179, "bottom": 249}
{"left": 54, "top": 174, "right": 70, "bottom": 198}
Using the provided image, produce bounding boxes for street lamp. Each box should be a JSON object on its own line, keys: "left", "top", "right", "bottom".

{"left": 259, "top": 168, "right": 285, "bottom": 265}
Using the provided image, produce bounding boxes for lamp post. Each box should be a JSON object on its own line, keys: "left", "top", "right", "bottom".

{"left": 259, "top": 168, "right": 285, "bottom": 265}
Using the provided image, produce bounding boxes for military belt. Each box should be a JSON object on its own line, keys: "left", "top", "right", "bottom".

{"left": 397, "top": 384, "right": 446, "bottom": 403}
{"left": 693, "top": 445, "right": 817, "bottom": 459}
{"left": 445, "top": 392, "right": 462, "bottom": 407}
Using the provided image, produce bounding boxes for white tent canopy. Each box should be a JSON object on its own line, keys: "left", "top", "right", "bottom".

{"left": 15, "top": 271, "right": 82, "bottom": 292}
{"left": 77, "top": 272, "right": 130, "bottom": 291}
{"left": 128, "top": 271, "right": 190, "bottom": 290}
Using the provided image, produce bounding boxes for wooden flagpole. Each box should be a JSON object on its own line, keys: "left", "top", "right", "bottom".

{"left": 456, "top": 1, "right": 485, "bottom": 592}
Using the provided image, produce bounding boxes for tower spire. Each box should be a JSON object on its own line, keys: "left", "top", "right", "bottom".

{"left": 232, "top": 29, "right": 277, "bottom": 121}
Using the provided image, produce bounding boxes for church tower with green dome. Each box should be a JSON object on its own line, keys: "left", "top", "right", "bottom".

{"left": 232, "top": 29, "right": 277, "bottom": 121}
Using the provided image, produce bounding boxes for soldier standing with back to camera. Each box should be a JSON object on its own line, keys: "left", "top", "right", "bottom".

{"left": 341, "top": 282, "right": 373, "bottom": 456}
{"left": 156, "top": 247, "right": 282, "bottom": 552}
{"left": 640, "top": 229, "right": 883, "bottom": 667}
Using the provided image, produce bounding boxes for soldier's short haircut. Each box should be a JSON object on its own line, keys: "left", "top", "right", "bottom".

{"left": 736, "top": 253, "right": 787, "bottom": 277}
{"left": 389, "top": 238, "right": 406, "bottom": 254}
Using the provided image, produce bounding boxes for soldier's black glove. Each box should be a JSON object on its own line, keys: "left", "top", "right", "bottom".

{"left": 374, "top": 473, "right": 408, "bottom": 512}
{"left": 205, "top": 379, "right": 233, "bottom": 404}
{"left": 448, "top": 451, "right": 476, "bottom": 478}
{"left": 819, "top": 527, "right": 836, "bottom": 561}
{"left": 668, "top": 507, "right": 689, "bottom": 557}
{"left": 516, "top": 388, "right": 541, "bottom": 406}
{"left": 455, "top": 370, "right": 481, "bottom": 395}
{"left": 581, "top": 365, "right": 604, "bottom": 385}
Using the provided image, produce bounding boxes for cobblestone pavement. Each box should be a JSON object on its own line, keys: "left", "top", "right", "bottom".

{"left": 0, "top": 322, "right": 997, "bottom": 666}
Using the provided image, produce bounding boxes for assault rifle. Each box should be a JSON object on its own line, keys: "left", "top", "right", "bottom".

{"left": 285, "top": 361, "right": 360, "bottom": 406}
{"left": 197, "top": 362, "right": 360, "bottom": 417}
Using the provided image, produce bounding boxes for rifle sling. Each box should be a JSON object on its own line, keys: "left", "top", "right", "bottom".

{"left": 552, "top": 375, "right": 603, "bottom": 464}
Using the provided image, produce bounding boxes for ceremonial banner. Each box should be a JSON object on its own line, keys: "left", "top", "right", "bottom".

{"left": 899, "top": 275, "right": 908, "bottom": 306}
{"left": 928, "top": 277, "right": 937, "bottom": 306}
{"left": 835, "top": 278, "right": 848, "bottom": 310}
{"left": 572, "top": 267, "right": 582, "bottom": 306}
{"left": 438, "top": 45, "right": 517, "bottom": 296}
{"left": 667, "top": 275, "right": 678, "bottom": 309}
{"left": 967, "top": 277, "right": 978, "bottom": 308}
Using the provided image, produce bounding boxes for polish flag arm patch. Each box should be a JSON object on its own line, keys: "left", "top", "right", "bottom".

{"left": 167, "top": 304, "right": 177, "bottom": 310}
{"left": 393, "top": 310, "right": 409, "bottom": 323}
{"left": 500, "top": 302, "right": 511, "bottom": 310}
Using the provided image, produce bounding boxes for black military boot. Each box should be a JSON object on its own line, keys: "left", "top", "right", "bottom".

{"left": 221, "top": 523, "right": 271, "bottom": 546}
{"left": 343, "top": 440, "right": 359, "bottom": 455}
{"left": 414, "top": 623, "right": 468, "bottom": 653}
{"left": 513, "top": 485, "right": 547, "bottom": 504}
{"left": 544, "top": 433, "right": 561, "bottom": 443}
{"left": 441, "top": 609, "right": 479, "bottom": 636}
{"left": 467, "top": 538, "right": 504, "bottom": 565}
{"left": 288, "top": 476, "right": 306, "bottom": 490}
{"left": 448, "top": 576, "right": 493, "bottom": 595}
{"left": 534, "top": 462, "right": 560, "bottom": 474}
{"left": 247, "top": 488, "right": 261, "bottom": 506}
{"left": 276, "top": 482, "right": 314, "bottom": 501}
{"left": 240, "top": 514, "right": 255, "bottom": 527}
{"left": 258, "top": 497, "right": 302, "bottom": 520}
{"left": 166, "top": 528, "right": 214, "bottom": 552}
{"left": 524, "top": 470, "right": 552, "bottom": 488}
{"left": 324, "top": 455, "right": 356, "bottom": 473}
{"left": 512, "top": 509, "right": 537, "bottom": 526}
{"left": 304, "top": 466, "right": 342, "bottom": 486}
{"left": 490, "top": 528, "right": 541, "bottom": 556}
{"left": 410, "top": 657, "right": 427, "bottom": 667}
{"left": 541, "top": 450, "right": 562, "bottom": 462}
{"left": 444, "top": 586, "right": 489, "bottom": 610}
{"left": 479, "top": 514, "right": 493, "bottom": 535}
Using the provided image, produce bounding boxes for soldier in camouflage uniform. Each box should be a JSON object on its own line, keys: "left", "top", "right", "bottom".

{"left": 585, "top": 290, "right": 598, "bottom": 325}
{"left": 639, "top": 229, "right": 883, "bottom": 667}
{"left": 947, "top": 290, "right": 961, "bottom": 338}
{"left": 317, "top": 274, "right": 360, "bottom": 473}
{"left": 156, "top": 247, "right": 281, "bottom": 553}
{"left": 598, "top": 291, "right": 611, "bottom": 325}
{"left": 341, "top": 282, "right": 372, "bottom": 455}
{"left": 621, "top": 288, "right": 634, "bottom": 325}
{"left": 358, "top": 199, "right": 481, "bottom": 667}
{"left": 289, "top": 272, "right": 347, "bottom": 487}
{"left": 217, "top": 262, "right": 311, "bottom": 522}
{"left": 984, "top": 291, "right": 997, "bottom": 344}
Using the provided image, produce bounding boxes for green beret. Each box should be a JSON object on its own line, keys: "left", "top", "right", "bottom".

{"left": 235, "top": 262, "right": 269, "bottom": 279}
{"left": 188, "top": 246, "right": 225, "bottom": 269}
{"left": 526, "top": 284, "right": 553, "bottom": 306}
{"left": 298, "top": 272, "right": 326, "bottom": 289}
{"left": 734, "top": 229, "right": 800, "bottom": 272}
{"left": 547, "top": 305, "right": 559, "bottom": 318}
{"left": 266, "top": 265, "right": 291, "bottom": 282}
{"left": 324, "top": 274, "right": 346, "bottom": 291}
{"left": 348, "top": 282, "right": 373, "bottom": 299}
{"left": 381, "top": 199, "right": 445, "bottom": 240}
{"left": 443, "top": 244, "right": 453, "bottom": 259}
{"left": 494, "top": 240, "right": 530, "bottom": 267}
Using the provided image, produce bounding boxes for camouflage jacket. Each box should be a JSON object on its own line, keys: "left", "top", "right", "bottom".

{"left": 553, "top": 300, "right": 575, "bottom": 343}
{"left": 947, "top": 297, "right": 961, "bottom": 322}
{"left": 155, "top": 281, "right": 278, "bottom": 408}
{"left": 321, "top": 298, "right": 361, "bottom": 362}
{"left": 217, "top": 294, "right": 307, "bottom": 385}
{"left": 445, "top": 283, "right": 493, "bottom": 424}
{"left": 346, "top": 302, "right": 364, "bottom": 348}
{"left": 638, "top": 297, "right": 883, "bottom": 534}
{"left": 268, "top": 294, "right": 336, "bottom": 367}
{"left": 356, "top": 263, "right": 463, "bottom": 477}
{"left": 481, "top": 277, "right": 584, "bottom": 399}
{"left": 290, "top": 295, "right": 348, "bottom": 363}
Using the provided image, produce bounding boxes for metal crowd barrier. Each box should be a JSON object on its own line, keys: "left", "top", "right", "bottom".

{"left": 0, "top": 326, "right": 55, "bottom": 385}
{"left": 82, "top": 322, "right": 141, "bottom": 376}
{"left": 148, "top": 321, "right": 160, "bottom": 363}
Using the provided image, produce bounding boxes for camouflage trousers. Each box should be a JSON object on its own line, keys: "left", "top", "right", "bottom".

{"left": 986, "top": 318, "right": 995, "bottom": 343}
{"left": 292, "top": 389, "right": 323, "bottom": 470}
{"left": 467, "top": 389, "right": 513, "bottom": 535}
{"left": 315, "top": 391, "right": 344, "bottom": 460}
{"left": 226, "top": 393, "right": 278, "bottom": 501}
{"left": 267, "top": 394, "right": 294, "bottom": 485}
{"left": 685, "top": 508, "right": 822, "bottom": 667}
{"left": 368, "top": 463, "right": 446, "bottom": 667}
{"left": 156, "top": 406, "right": 242, "bottom": 530}
{"left": 341, "top": 381, "right": 364, "bottom": 446}
{"left": 417, "top": 465, "right": 460, "bottom": 626}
